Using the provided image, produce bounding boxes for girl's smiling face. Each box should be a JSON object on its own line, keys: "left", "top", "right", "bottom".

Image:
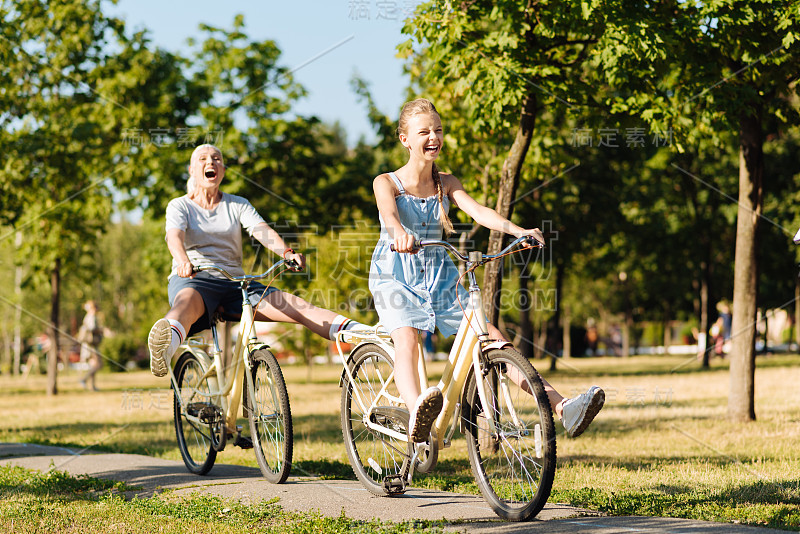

{"left": 400, "top": 112, "right": 443, "bottom": 161}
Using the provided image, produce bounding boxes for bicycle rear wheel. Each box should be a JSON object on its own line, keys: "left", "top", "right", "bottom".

{"left": 464, "top": 348, "right": 556, "bottom": 521}
{"left": 341, "top": 343, "right": 408, "bottom": 496}
{"left": 244, "top": 348, "right": 293, "bottom": 484}
{"left": 173, "top": 351, "right": 218, "bottom": 475}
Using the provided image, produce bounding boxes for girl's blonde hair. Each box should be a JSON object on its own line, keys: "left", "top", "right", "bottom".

{"left": 397, "top": 99, "right": 454, "bottom": 235}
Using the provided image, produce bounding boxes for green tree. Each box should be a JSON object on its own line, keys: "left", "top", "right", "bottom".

{"left": 592, "top": 0, "right": 800, "bottom": 420}
{"left": 1, "top": 0, "right": 197, "bottom": 393}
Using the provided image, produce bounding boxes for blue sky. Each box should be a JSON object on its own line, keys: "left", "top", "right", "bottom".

{"left": 108, "top": 0, "right": 424, "bottom": 145}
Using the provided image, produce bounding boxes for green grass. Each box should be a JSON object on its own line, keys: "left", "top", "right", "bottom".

{"left": 0, "top": 464, "right": 445, "bottom": 533}
{"left": 3, "top": 353, "right": 800, "bottom": 530}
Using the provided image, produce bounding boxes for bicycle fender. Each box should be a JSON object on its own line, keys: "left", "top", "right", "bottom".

{"left": 178, "top": 344, "right": 213, "bottom": 368}
{"left": 482, "top": 340, "right": 513, "bottom": 352}
{"left": 244, "top": 342, "right": 273, "bottom": 371}
{"left": 247, "top": 341, "right": 270, "bottom": 354}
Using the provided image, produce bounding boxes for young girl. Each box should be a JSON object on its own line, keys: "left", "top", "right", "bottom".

{"left": 369, "top": 99, "right": 604, "bottom": 443}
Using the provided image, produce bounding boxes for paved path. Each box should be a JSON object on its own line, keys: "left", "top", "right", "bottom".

{"left": 0, "top": 443, "right": 784, "bottom": 533}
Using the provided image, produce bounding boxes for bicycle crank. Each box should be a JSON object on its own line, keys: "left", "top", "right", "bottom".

{"left": 197, "top": 404, "right": 226, "bottom": 452}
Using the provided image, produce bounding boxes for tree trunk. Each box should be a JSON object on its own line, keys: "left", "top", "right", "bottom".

{"left": 13, "top": 231, "right": 23, "bottom": 376}
{"left": 795, "top": 276, "right": 799, "bottom": 348}
{"left": 562, "top": 305, "right": 571, "bottom": 359}
{"left": 620, "top": 275, "right": 631, "bottom": 358}
{"left": 47, "top": 258, "right": 61, "bottom": 396}
{"left": 728, "top": 110, "right": 763, "bottom": 422}
{"left": 517, "top": 262, "right": 534, "bottom": 359}
{"left": 550, "top": 262, "right": 564, "bottom": 371}
{"left": 663, "top": 317, "right": 672, "bottom": 351}
{"left": 699, "top": 263, "right": 710, "bottom": 367}
{"left": 483, "top": 93, "right": 537, "bottom": 324}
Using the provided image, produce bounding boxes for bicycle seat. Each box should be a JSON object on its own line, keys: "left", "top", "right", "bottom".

{"left": 211, "top": 305, "right": 240, "bottom": 324}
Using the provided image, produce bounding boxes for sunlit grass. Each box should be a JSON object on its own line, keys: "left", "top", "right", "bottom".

{"left": 3, "top": 354, "right": 800, "bottom": 529}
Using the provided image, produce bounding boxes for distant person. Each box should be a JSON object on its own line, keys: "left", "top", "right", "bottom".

{"left": 710, "top": 316, "right": 725, "bottom": 357}
{"left": 585, "top": 320, "right": 599, "bottom": 356}
{"left": 147, "top": 144, "right": 364, "bottom": 380}
{"left": 719, "top": 302, "right": 732, "bottom": 342}
{"left": 78, "top": 300, "right": 103, "bottom": 390}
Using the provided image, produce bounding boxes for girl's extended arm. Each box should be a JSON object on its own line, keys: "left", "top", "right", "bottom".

{"left": 374, "top": 174, "right": 417, "bottom": 253}
{"left": 447, "top": 175, "right": 543, "bottom": 242}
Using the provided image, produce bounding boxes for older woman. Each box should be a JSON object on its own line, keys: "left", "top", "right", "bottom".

{"left": 148, "top": 144, "right": 360, "bottom": 377}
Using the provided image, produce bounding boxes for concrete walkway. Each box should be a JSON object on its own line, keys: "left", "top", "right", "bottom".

{"left": 0, "top": 443, "right": 785, "bottom": 533}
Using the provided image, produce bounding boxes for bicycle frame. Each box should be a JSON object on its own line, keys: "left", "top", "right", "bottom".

{"left": 337, "top": 238, "right": 536, "bottom": 452}
{"left": 167, "top": 264, "right": 286, "bottom": 439}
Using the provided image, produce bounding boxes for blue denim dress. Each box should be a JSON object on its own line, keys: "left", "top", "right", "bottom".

{"left": 369, "top": 172, "right": 468, "bottom": 337}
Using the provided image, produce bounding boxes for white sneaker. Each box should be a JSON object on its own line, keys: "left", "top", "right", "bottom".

{"left": 148, "top": 319, "right": 172, "bottom": 377}
{"left": 560, "top": 386, "right": 604, "bottom": 438}
{"left": 408, "top": 387, "right": 443, "bottom": 443}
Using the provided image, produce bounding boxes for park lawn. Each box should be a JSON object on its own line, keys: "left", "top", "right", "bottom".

{"left": 1, "top": 354, "right": 799, "bottom": 530}
{"left": 0, "top": 464, "right": 443, "bottom": 533}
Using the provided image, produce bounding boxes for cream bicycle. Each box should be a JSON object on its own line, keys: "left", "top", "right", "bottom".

{"left": 167, "top": 259, "right": 296, "bottom": 483}
{"left": 337, "top": 236, "right": 556, "bottom": 521}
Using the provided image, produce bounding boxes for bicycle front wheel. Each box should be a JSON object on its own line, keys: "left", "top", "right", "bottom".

{"left": 464, "top": 348, "right": 556, "bottom": 521}
{"left": 173, "top": 351, "right": 218, "bottom": 475}
{"left": 245, "top": 348, "right": 293, "bottom": 484}
{"left": 341, "top": 343, "right": 408, "bottom": 496}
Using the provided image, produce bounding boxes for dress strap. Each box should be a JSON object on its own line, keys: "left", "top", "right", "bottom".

{"left": 388, "top": 172, "right": 405, "bottom": 195}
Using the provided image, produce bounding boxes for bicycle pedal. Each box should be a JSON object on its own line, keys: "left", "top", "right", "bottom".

{"left": 383, "top": 474, "right": 406, "bottom": 495}
{"left": 233, "top": 434, "right": 253, "bottom": 449}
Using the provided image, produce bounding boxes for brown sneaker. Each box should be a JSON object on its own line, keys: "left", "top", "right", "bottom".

{"left": 408, "top": 387, "right": 443, "bottom": 443}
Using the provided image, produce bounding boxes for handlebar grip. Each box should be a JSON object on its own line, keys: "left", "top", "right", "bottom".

{"left": 390, "top": 240, "right": 421, "bottom": 253}
{"left": 285, "top": 258, "right": 302, "bottom": 271}
{"left": 523, "top": 235, "right": 545, "bottom": 248}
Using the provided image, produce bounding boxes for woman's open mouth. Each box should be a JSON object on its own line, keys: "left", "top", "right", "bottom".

{"left": 204, "top": 169, "right": 217, "bottom": 178}
{"left": 424, "top": 145, "right": 439, "bottom": 155}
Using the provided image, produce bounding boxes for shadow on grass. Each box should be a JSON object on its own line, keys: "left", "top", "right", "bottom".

{"left": 0, "top": 464, "right": 123, "bottom": 500}
{"left": 1, "top": 421, "right": 177, "bottom": 458}
{"left": 542, "top": 353, "right": 800, "bottom": 378}
{"left": 551, "top": 478, "right": 800, "bottom": 530}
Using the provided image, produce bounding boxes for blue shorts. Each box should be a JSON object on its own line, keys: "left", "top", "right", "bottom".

{"left": 168, "top": 272, "right": 278, "bottom": 335}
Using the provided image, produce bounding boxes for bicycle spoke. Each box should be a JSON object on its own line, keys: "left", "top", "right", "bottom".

{"left": 465, "top": 349, "right": 556, "bottom": 521}
{"left": 341, "top": 344, "right": 409, "bottom": 495}
{"left": 248, "top": 349, "right": 292, "bottom": 483}
{"left": 173, "top": 353, "right": 217, "bottom": 475}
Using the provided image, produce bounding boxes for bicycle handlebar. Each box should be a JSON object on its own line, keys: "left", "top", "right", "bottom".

{"left": 193, "top": 258, "right": 300, "bottom": 282}
{"left": 390, "top": 235, "right": 543, "bottom": 264}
